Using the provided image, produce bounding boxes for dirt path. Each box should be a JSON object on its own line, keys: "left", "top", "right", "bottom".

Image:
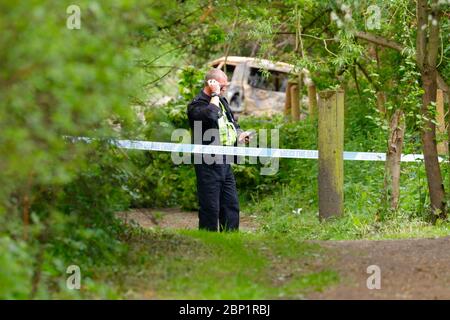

{"left": 118, "top": 208, "right": 450, "bottom": 299}
{"left": 117, "top": 208, "right": 259, "bottom": 232}
{"left": 308, "top": 237, "right": 450, "bottom": 299}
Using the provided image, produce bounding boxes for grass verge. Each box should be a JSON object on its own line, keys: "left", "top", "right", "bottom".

{"left": 105, "top": 228, "right": 338, "bottom": 299}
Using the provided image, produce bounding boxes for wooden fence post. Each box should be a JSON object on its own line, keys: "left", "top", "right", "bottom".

{"left": 290, "top": 84, "right": 300, "bottom": 121}
{"left": 436, "top": 89, "right": 448, "bottom": 155}
{"left": 308, "top": 84, "right": 318, "bottom": 119}
{"left": 284, "top": 82, "right": 293, "bottom": 118}
{"left": 318, "top": 90, "right": 344, "bottom": 219}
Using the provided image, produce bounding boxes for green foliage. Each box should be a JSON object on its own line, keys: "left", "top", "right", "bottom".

{"left": 177, "top": 66, "right": 206, "bottom": 102}
{"left": 120, "top": 67, "right": 204, "bottom": 210}
{"left": 0, "top": 0, "right": 153, "bottom": 298}
{"left": 0, "top": 237, "right": 34, "bottom": 299}
{"left": 126, "top": 150, "right": 198, "bottom": 210}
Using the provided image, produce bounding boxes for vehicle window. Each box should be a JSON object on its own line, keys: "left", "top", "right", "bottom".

{"left": 211, "top": 63, "right": 235, "bottom": 80}
{"left": 247, "top": 68, "right": 288, "bottom": 92}
{"left": 222, "top": 64, "right": 235, "bottom": 80}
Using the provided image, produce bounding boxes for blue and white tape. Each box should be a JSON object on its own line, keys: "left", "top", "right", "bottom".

{"left": 67, "top": 136, "right": 445, "bottom": 163}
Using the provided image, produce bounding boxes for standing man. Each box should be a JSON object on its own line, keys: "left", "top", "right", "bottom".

{"left": 187, "top": 68, "right": 252, "bottom": 232}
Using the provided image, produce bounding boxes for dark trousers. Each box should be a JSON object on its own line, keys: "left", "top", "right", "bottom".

{"left": 194, "top": 162, "right": 240, "bottom": 232}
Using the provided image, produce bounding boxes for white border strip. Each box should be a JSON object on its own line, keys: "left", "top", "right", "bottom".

{"left": 67, "top": 137, "right": 444, "bottom": 163}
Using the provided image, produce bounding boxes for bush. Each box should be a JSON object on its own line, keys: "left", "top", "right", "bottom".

{"left": 0, "top": 1, "right": 152, "bottom": 298}
{"left": 0, "top": 237, "right": 34, "bottom": 299}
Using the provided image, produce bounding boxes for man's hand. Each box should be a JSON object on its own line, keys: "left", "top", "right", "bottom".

{"left": 207, "top": 79, "right": 221, "bottom": 95}
{"left": 238, "top": 131, "right": 255, "bottom": 144}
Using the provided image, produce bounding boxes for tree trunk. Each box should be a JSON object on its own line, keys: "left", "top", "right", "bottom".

{"left": 384, "top": 109, "right": 405, "bottom": 212}
{"left": 436, "top": 89, "right": 448, "bottom": 155}
{"left": 376, "top": 91, "right": 386, "bottom": 115}
{"left": 446, "top": 90, "right": 450, "bottom": 199}
{"left": 421, "top": 67, "right": 446, "bottom": 219}
{"left": 416, "top": 0, "right": 446, "bottom": 220}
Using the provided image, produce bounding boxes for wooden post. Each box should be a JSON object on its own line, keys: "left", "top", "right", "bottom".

{"left": 318, "top": 90, "right": 344, "bottom": 219}
{"left": 436, "top": 89, "right": 448, "bottom": 155}
{"left": 298, "top": 73, "right": 304, "bottom": 120}
{"left": 384, "top": 109, "right": 405, "bottom": 212}
{"left": 308, "top": 84, "right": 318, "bottom": 119}
{"left": 284, "top": 82, "right": 293, "bottom": 117}
{"left": 290, "top": 84, "right": 300, "bottom": 121}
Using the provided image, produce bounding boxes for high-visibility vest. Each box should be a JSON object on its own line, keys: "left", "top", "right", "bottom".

{"left": 218, "top": 100, "right": 237, "bottom": 146}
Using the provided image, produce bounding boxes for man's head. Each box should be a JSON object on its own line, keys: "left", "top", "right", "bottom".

{"left": 204, "top": 68, "right": 228, "bottom": 96}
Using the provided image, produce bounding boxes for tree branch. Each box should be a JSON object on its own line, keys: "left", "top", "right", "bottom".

{"left": 356, "top": 61, "right": 381, "bottom": 92}
{"left": 354, "top": 31, "right": 404, "bottom": 52}
{"left": 354, "top": 31, "right": 449, "bottom": 92}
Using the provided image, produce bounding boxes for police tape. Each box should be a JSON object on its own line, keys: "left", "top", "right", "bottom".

{"left": 66, "top": 136, "right": 446, "bottom": 163}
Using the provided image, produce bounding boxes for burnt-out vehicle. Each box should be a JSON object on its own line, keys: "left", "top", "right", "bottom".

{"left": 209, "top": 56, "right": 295, "bottom": 116}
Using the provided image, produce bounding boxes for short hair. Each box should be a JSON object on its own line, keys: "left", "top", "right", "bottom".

{"left": 204, "top": 68, "right": 227, "bottom": 85}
